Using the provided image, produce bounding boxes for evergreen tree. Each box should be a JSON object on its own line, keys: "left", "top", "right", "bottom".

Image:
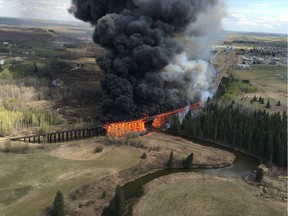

{"left": 260, "top": 98, "right": 265, "bottom": 104}
{"left": 277, "top": 100, "right": 281, "bottom": 106}
{"left": 166, "top": 151, "right": 174, "bottom": 169}
{"left": 266, "top": 100, "right": 271, "bottom": 108}
{"left": 115, "top": 188, "right": 125, "bottom": 216}
{"left": 255, "top": 168, "right": 264, "bottom": 182}
{"left": 182, "top": 153, "right": 194, "bottom": 169}
{"left": 127, "top": 202, "right": 133, "bottom": 216}
{"left": 253, "top": 95, "right": 257, "bottom": 101}
{"left": 168, "top": 115, "right": 181, "bottom": 135}
{"left": 266, "top": 133, "right": 273, "bottom": 163}
{"left": 136, "top": 181, "right": 144, "bottom": 198}
{"left": 181, "top": 103, "right": 287, "bottom": 167}
{"left": 52, "top": 190, "right": 64, "bottom": 216}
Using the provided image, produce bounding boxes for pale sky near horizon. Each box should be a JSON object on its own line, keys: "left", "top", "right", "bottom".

{"left": 0, "top": 0, "right": 287, "bottom": 34}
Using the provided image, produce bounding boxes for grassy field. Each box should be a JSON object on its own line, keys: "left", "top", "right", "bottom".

{"left": 233, "top": 65, "right": 287, "bottom": 92}
{"left": 0, "top": 139, "right": 140, "bottom": 216}
{"left": 230, "top": 64, "right": 287, "bottom": 112}
{"left": 134, "top": 174, "right": 287, "bottom": 216}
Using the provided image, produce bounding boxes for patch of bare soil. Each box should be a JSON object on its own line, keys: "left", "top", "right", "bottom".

{"left": 63, "top": 133, "right": 235, "bottom": 216}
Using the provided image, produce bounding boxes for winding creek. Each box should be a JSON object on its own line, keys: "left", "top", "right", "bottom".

{"left": 102, "top": 137, "right": 260, "bottom": 216}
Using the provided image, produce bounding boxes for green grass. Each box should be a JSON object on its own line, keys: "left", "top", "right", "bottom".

{"left": 0, "top": 145, "right": 140, "bottom": 216}
{"left": 0, "top": 69, "right": 13, "bottom": 79}
{"left": 134, "top": 177, "right": 286, "bottom": 216}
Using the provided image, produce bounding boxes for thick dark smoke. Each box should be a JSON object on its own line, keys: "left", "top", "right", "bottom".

{"left": 69, "top": 0, "right": 223, "bottom": 122}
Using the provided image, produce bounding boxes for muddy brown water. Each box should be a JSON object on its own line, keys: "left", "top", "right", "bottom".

{"left": 102, "top": 137, "right": 260, "bottom": 216}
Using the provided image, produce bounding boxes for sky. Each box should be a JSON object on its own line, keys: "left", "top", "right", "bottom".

{"left": 0, "top": 0, "right": 287, "bottom": 34}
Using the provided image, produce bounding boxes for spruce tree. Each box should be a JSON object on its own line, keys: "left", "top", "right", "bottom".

{"left": 266, "top": 100, "right": 270, "bottom": 108}
{"left": 168, "top": 115, "right": 181, "bottom": 135}
{"left": 127, "top": 202, "right": 133, "bottom": 216}
{"left": 136, "top": 181, "right": 144, "bottom": 198}
{"left": 277, "top": 100, "right": 281, "bottom": 106}
{"left": 182, "top": 153, "right": 194, "bottom": 169}
{"left": 52, "top": 190, "right": 64, "bottom": 216}
{"left": 115, "top": 188, "right": 125, "bottom": 216}
{"left": 166, "top": 151, "right": 174, "bottom": 169}
{"left": 261, "top": 98, "right": 265, "bottom": 104}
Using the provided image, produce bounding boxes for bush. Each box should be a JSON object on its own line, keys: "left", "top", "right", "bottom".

{"left": 126, "top": 132, "right": 140, "bottom": 140}
{"left": 102, "top": 191, "right": 107, "bottom": 198}
{"left": 141, "top": 152, "right": 147, "bottom": 159}
{"left": 129, "top": 140, "right": 145, "bottom": 149}
{"left": 2, "top": 141, "right": 29, "bottom": 154}
{"left": 94, "top": 145, "right": 103, "bottom": 153}
{"left": 104, "top": 136, "right": 128, "bottom": 146}
{"left": 255, "top": 168, "right": 264, "bottom": 182}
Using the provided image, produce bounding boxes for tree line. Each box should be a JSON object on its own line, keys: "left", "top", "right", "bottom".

{"left": 169, "top": 102, "right": 287, "bottom": 167}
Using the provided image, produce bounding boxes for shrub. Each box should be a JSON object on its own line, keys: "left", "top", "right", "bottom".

{"left": 255, "top": 167, "right": 264, "bottom": 182}
{"left": 129, "top": 140, "right": 145, "bottom": 149}
{"left": 102, "top": 191, "right": 107, "bottom": 198}
{"left": 3, "top": 141, "right": 12, "bottom": 153}
{"left": 94, "top": 145, "right": 104, "bottom": 153}
{"left": 2, "top": 141, "right": 29, "bottom": 154}
{"left": 141, "top": 152, "right": 147, "bottom": 159}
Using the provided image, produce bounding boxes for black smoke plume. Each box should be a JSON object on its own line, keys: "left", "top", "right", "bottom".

{"left": 69, "top": 0, "right": 223, "bottom": 122}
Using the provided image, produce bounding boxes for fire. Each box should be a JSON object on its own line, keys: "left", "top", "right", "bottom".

{"left": 104, "top": 101, "right": 201, "bottom": 137}
{"left": 104, "top": 118, "right": 146, "bottom": 137}
{"left": 152, "top": 101, "right": 201, "bottom": 129}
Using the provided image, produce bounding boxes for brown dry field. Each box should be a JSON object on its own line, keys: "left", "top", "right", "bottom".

{"left": 0, "top": 26, "right": 52, "bottom": 41}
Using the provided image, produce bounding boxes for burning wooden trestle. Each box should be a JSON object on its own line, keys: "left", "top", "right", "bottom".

{"left": 10, "top": 101, "right": 201, "bottom": 144}
{"left": 104, "top": 101, "right": 201, "bottom": 137}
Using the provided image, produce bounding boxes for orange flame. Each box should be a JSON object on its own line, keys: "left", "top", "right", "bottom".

{"left": 104, "top": 101, "right": 201, "bottom": 137}
{"left": 152, "top": 101, "right": 201, "bottom": 128}
{"left": 104, "top": 118, "right": 146, "bottom": 137}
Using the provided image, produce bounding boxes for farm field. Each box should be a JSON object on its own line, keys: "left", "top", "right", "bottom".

{"left": 134, "top": 173, "right": 287, "bottom": 216}
{"left": 0, "top": 138, "right": 140, "bottom": 216}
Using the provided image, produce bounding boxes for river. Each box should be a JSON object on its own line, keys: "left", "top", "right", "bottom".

{"left": 102, "top": 137, "right": 260, "bottom": 216}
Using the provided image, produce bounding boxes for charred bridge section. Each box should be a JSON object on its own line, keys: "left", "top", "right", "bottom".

{"left": 10, "top": 126, "right": 105, "bottom": 144}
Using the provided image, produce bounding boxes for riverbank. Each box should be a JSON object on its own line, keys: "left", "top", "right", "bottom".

{"left": 64, "top": 133, "right": 235, "bottom": 216}
{"left": 133, "top": 172, "right": 287, "bottom": 216}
